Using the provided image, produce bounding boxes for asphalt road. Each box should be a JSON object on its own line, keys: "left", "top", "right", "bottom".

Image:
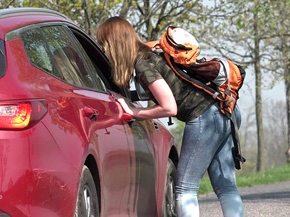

{"left": 198, "top": 180, "right": 290, "bottom": 217}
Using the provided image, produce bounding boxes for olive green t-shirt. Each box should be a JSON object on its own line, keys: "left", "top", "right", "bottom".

{"left": 135, "top": 53, "right": 216, "bottom": 122}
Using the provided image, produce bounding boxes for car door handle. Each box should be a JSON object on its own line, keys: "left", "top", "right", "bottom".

{"left": 83, "top": 106, "right": 99, "bottom": 121}
{"left": 122, "top": 113, "right": 135, "bottom": 123}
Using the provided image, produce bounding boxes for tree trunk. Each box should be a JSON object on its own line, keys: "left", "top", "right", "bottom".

{"left": 285, "top": 77, "right": 290, "bottom": 164}
{"left": 254, "top": 0, "right": 265, "bottom": 171}
{"left": 280, "top": 1, "right": 290, "bottom": 164}
{"left": 119, "top": 0, "right": 132, "bottom": 18}
{"left": 82, "top": 0, "right": 91, "bottom": 35}
{"left": 284, "top": 55, "right": 290, "bottom": 164}
{"left": 255, "top": 60, "right": 265, "bottom": 171}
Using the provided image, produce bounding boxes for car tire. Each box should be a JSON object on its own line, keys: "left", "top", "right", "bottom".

{"left": 74, "top": 165, "right": 99, "bottom": 217}
{"left": 162, "top": 159, "right": 177, "bottom": 217}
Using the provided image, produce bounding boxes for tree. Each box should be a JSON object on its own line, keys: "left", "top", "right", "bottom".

{"left": 0, "top": 0, "right": 21, "bottom": 8}
{"left": 20, "top": 0, "right": 204, "bottom": 41}
{"left": 196, "top": 0, "right": 282, "bottom": 172}
{"left": 21, "top": 0, "right": 124, "bottom": 35}
{"left": 120, "top": 0, "right": 203, "bottom": 41}
{"left": 252, "top": 0, "right": 266, "bottom": 172}
{"left": 269, "top": 1, "right": 290, "bottom": 164}
{"left": 263, "top": 100, "right": 287, "bottom": 167}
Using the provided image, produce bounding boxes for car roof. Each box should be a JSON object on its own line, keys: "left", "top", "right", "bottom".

{"left": 0, "top": 7, "right": 69, "bottom": 20}
{"left": 0, "top": 8, "right": 74, "bottom": 39}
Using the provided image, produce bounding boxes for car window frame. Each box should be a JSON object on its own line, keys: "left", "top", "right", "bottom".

{"left": 13, "top": 23, "right": 72, "bottom": 83}
{"left": 0, "top": 39, "right": 6, "bottom": 78}
{"left": 40, "top": 25, "right": 104, "bottom": 91}
{"left": 65, "top": 24, "right": 132, "bottom": 98}
{"left": 62, "top": 25, "right": 107, "bottom": 92}
{"left": 6, "top": 20, "right": 142, "bottom": 100}
{"left": 7, "top": 21, "right": 109, "bottom": 93}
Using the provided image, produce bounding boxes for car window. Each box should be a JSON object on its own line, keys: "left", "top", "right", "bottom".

{"left": 41, "top": 26, "right": 95, "bottom": 88}
{"left": 21, "top": 28, "right": 57, "bottom": 76}
{"left": 68, "top": 27, "right": 130, "bottom": 97}
{"left": 63, "top": 26, "right": 107, "bottom": 92}
{"left": 0, "top": 39, "right": 6, "bottom": 77}
{"left": 21, "top": 25, "right": 106, "bottom": 91}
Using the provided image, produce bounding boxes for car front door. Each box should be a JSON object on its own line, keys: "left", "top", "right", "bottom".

{"left": 68, "top": 25, "right": 160, "bottom": 216}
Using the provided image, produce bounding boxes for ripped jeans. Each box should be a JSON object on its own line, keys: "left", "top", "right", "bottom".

{"left": 176, "top": 103, "right": 244, "bottom": 217}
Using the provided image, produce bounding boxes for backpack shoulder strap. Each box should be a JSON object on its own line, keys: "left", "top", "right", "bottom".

{"left": 162, "top": 53, "right": 226, "bottom": 101}
{"left": 230, "top": 111, "right": 246, "bottom": 170}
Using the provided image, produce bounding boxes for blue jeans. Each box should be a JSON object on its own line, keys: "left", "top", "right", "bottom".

{"left": 176, "top": 103, "right": 244, "bottom": 217}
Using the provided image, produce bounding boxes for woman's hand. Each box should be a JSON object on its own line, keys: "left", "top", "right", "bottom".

{"left": 117, "top": 98, "right": 133, "bottom": 115}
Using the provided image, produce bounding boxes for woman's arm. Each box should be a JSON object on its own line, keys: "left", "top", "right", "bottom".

{"left": 117, "top": 78, "right": 177, "bottom": 120}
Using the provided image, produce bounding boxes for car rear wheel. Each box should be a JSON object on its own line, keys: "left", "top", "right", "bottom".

{"left": 74, "top": 165, "right": 99, "bottom": 217}
{"left": 162, "top": 159, "right": 177, "bottom": 217}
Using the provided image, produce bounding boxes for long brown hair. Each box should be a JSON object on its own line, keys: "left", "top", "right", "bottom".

{"left": 96, "top": 17, "right": 152, "bottom": 88}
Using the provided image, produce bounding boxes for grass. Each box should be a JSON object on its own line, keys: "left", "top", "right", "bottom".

{"left": 199, "top": 164, "right": 290, "bottom": 195}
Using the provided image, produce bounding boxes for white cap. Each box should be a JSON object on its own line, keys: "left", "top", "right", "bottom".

{"left": 171, "top": 28, "right": 199, "bottom": 48}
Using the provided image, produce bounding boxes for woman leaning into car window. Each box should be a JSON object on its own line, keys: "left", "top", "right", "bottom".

{"left": 96, "top": 17, "right": 244, "bottom": 217}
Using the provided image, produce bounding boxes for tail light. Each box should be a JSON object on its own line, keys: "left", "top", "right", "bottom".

{"left": 0, "top": 99, "right": 47, "bottom": 130}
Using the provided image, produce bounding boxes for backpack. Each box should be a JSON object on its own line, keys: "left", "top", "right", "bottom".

{"left": 147, "top": 26, "right": 246, "bottom": 169}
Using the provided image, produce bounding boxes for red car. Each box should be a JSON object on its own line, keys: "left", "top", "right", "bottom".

{"left": 0, "top": 8, "right": 179, "bottom": 217}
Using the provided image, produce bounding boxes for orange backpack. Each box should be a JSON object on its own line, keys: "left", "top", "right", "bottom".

{"left": 147, "top": 26, "right": 246, "bottom": 169}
